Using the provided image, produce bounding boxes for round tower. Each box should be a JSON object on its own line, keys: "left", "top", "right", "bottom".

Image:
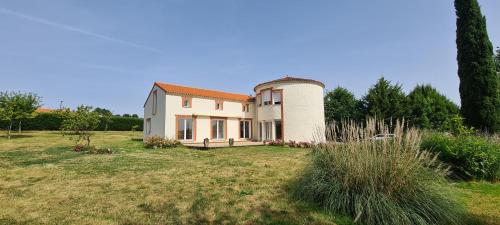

{"left": 254, "top": 76, "right": 325, "bottom": 143}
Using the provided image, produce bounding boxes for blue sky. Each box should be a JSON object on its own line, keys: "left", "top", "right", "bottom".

{"left": 1, "top": 0, "right": 499, "bottom": 116}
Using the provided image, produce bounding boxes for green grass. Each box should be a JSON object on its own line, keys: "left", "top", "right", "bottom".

{"left": 0, "top": 131, "right": 352, "bottom": 225}
{"left": 0, "top": 131, "right": 498, "bottom": 224}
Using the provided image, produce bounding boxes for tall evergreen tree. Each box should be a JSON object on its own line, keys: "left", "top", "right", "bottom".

{"left": 455, "top": 0, "right": 499, "bottom": 132}
{"left": 406, "top": 85, "right": 460, "bottom": 130}
{"left": 361, "top": 77, "right": 406, "bottom": 121}
{"left": 324, "top": 87, "right": 360, "bottom": 123}
{"left": 495, "top": 48, "right": 500, "bottom": 73}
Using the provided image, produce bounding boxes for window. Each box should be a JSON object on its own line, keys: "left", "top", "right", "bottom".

{"left": 257, "top": 95, "right": 262, "bottom": 107}
{"left": 211, "top": 119, "right": 225, "bottom": 139}
{"left": 262, "top": 90, "right": 272, "bottom": 105}
{"left": 182, "top": 97, "right": 191, "bottom": 108}
{"left": 177, "top": 117, "right": 193, "bottom": 140}
{"left": 259, "top": 122, "right": 263, "bottom": 140}
{"left": 273, "top": 91, "right": 281, "bottom": 105}
{"left": 152, "top": 90, "right": 157, "bottom": 115}
{"left": 146, "top": 118, "right": 151, "bottom": 134}
{"left": 275, "top": 120, "right": 282, "bottom": 140}
{"left": 240, "top": 120, "right": 251, "bottom": 139}
{"left": 242, "top": 103, "right": 250, "bottom": 112}
{"left": 264, "top": 122, "right": 273, "bottom": 140}
{"left": 215, "top": 100, "right": 223, "bottom": 110}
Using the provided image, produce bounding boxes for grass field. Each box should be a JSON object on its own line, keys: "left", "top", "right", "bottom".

{"left": 0, "top": 131, "right": 498, "bottom": 225}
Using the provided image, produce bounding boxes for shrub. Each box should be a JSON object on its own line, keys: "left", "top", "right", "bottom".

{"left": 287, "top": 140, "right": 299, "bottom": 148}
{"left": 286, "top": 140, "right": 313, "bottom": 148}
{"left": 421, "top": 132, "right": 500, "bottom": 181}
{"left": 266, "top": 140, "right": 284, "bottom": 146}
{"left": 144, "top": 136, "right": 180, "bottom": 149}
{"left": 73, "top": 144, "right": 112, "bottom": 154}
{"left": 292, "top": 119, "right": 464, "bottom": 225}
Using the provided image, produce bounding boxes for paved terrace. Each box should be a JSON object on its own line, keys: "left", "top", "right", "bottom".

{"left": 183, "top": 141, "right": 264, "bottom": 149}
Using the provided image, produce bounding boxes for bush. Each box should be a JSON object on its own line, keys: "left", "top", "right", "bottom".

{"left": 292, "top": 119, "right": 464, "bottom": 225}
{"left": 98, "top": 116, "right": 143, "bottom": 131}
{"left": 144, "top": 136, "right": 180, "bottom": 149}
{"left": 73, "top": 144, "right": 112, "bottom": 154}
{"left": 286, "top": 140, "right": 313, "bottom": 148}
{"left": 265, "top": 140, "right": 284, "bottom": 146}
{"left": 421, "top": 132, "right": 500, "bottom": 181}
{"left": 0, "top": 113, "right": 143, "bottom": 131}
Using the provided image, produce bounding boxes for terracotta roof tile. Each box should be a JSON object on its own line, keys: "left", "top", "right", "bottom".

{"left": 254, "top": 76, "right": 325, "bottom": 91}
{"left": 155, "top": 82, "right": 254, "bottom": 102}
{"left": 36, "top": 108, "right": 55, "bottom": 113}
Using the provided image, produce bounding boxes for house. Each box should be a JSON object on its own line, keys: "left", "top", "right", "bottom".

{"left": 143, "top": 76, "right": 325, "bottom": 143}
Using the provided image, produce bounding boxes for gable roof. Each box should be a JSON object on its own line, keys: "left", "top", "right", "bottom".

{"left": 36, "top": 108, "right": 55, "bottom": 113}
{"left": 155, "top": 82, "right": 254, "bottom": 102}
{"left": 254, "top": 76, "right": 325, "bottom": 91}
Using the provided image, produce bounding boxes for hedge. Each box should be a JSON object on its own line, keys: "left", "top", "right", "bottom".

{"left": 421, "top": 132, "right": 500, "bottom": 181}
{"left": 0, "top": 113, "right": 143, "bottom": 131}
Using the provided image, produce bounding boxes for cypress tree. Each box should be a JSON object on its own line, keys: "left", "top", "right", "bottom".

{"left": 455, "top": 0, "right": 499, "bottom": 132}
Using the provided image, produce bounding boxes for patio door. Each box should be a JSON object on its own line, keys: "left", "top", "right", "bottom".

{"left": 211, "top": 119, "right": 225, "bottom": 140}
{"left": 240, "top": 120, "right": 251, "bottom": 139}
{"left": 264, "top": 122, "right": 272, "bottom": 140}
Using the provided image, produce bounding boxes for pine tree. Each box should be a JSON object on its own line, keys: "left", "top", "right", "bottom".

{"left": 406, "top": 85, "right": 460, "bottom": 130}
{"left": 324, "top": 87, "right": 360, "bottom": 123}
{"left": 361, "top": 77, "right": 406, "bottom": 121}
{"left": 455, "top": 0, "right": 499, "bottom": 132}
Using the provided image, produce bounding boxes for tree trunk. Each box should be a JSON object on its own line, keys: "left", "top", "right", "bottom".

{"left": 8, "top": 120, "right": 12, "bottom": 140}
{"left": 86, "top": 136, "right": 91, "bottom": 146}
{"left": 105, "top": 123, "right": 108, "bottom": 132}
{"left": 18, "top": 120, "right": 22, "bottom": 134}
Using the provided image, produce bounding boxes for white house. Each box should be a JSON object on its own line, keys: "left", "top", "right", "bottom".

{"left": 143, "top": 76, "right": 325, "bottom": 143}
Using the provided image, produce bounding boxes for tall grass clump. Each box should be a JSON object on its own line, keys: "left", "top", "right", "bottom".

{"left": 294, "top": 118, "right": 464, "bottom": 225}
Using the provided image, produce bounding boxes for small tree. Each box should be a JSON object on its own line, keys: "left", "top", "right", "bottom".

{"left": 0, "top": 91, "right": 41, "bottom": 138}
{"left": 324, "top": 87, "right": 361, "bottom": 123}
{"left": 60, "top": 106, "right": 100, "bottom": 146}
{"left": 14, "top": 92, "right": 41, "bottom": 133}
{"left": 94, "top": 107, "right": 113, "bottom": 132}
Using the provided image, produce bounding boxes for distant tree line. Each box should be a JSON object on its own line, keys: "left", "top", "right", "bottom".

{"left": 324, "top": 77, "right": 461, "bottom": 131}
{"left": 0, "top": 93, "right": 143, "bottom": 134}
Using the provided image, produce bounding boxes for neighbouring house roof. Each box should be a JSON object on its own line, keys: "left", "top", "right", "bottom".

{"left": 36, "top": 108, "right": 55, "bottom": 113}
{"left": 253, "top": 76, "right": 325, "bottom": 91}
{"left": 155, "top": 82, "right": 255, "bottom": 102}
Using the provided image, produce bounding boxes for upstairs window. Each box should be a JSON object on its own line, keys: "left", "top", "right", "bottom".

{"left": 273, "top": 91, "right": 281, "bottom": 105}
{"left": 262, "top": 90, "right": 272, "bottom": 105}
{"left": 257, "top": 95, "right": 262, "bottom": 107}
{"left": 182, "top": 97, "right": 191, "bottom": 108}
{"left": 215, "top": 100, "right": 224, "bottom": 110}
{"left": 152, "top": 90, "right": 157, "bottom": 115}
{"left": 242, "top": 103, "right": 250, "bottom": 112}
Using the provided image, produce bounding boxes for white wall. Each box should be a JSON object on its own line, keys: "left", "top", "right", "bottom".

{"left": 163, "top": 93, "right": 255, "bottom": 142}
{"left": 255, "top": 82, "right": 325, "bottom": 142}
{"left": 143, "top": 86, "right": 166, "bottom": 139}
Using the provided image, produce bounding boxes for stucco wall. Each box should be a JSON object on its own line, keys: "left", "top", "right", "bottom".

{"left": 255, "top": 82, "right": 325, "bottom": 142}
{"left": 143, "top": 86, "right": 166, "bottom": 139}
{"left": 164, "top": 93, "right": 255, "bottom": 142}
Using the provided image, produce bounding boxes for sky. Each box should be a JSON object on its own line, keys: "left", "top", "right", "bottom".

{"left": 0, "top": 0, "right": 499, "bottom": 116}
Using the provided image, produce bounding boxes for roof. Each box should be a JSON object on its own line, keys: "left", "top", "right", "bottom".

{"left": 254, "top": 76, "right": 325, "bottom": 91}
{"left": 155, "top": 82, "right": 254, "bottom": 102}
{"left": 36, "top": 108, "right": 55, "bottom": 113}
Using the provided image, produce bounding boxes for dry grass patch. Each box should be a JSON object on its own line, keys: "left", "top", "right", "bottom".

{"left": 0, "top": 131, "right": 347, "bottom": 225}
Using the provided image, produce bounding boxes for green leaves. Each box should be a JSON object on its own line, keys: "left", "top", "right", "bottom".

{"left": 60, "top": 105, "right": 100, "bottom": 146}
{"left": 324, "top": 87, "right": 360, "bottom": 123}
{"left": 455, "top": 0, "right": 499, "bottom": 132}
{"left": 361, "top": 77, "right": 406, "bottom": 121}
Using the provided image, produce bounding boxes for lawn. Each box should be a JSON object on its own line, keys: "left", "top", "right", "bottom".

{"left": 0, "top": 131, "right": 498, "bottom": 225}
